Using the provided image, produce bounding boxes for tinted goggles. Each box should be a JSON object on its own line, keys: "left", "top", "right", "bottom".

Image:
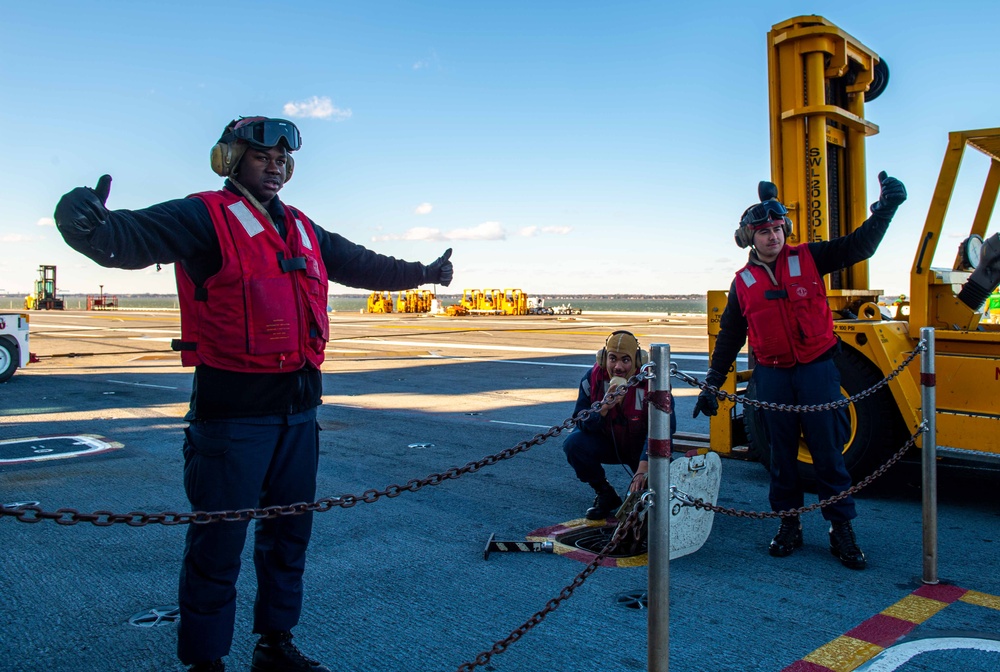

{"left": 740, "top": 199, "right": 788, "bottom": 228}
{"left": 232, "top": 118, "right": 302, "bottom": 151}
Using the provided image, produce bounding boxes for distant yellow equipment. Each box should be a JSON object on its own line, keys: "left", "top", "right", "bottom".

{"left": 366, "top": 290, "right": 436, "bottom": 314}
{"left": 396, "top": 289, "right": 434, "bottom": 313}
{"left": 366, "top": 291, "right": 394, "bottom": 314}
{"left": 28, "top": 265, "right": 64, "bottom": 310}
{"left": 454, "top": 288, "right": 529, "bottom": 315}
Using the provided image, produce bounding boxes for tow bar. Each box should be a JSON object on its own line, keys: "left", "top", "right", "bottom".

{"left": 482, "top": 532, "right": 554, "bottom": 560}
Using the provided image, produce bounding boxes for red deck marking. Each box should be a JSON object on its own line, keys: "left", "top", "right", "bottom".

{"left": 913, "top": 583, "right": 967, "bottom": 603}
{"left": 781, "top": 584, "right": 994, "bottom": 671}
{"left": 846, "top": 614, "right": 918, "bottom": 647}
{"left": 781, "top": 660, "right": 833, "bottom": 672}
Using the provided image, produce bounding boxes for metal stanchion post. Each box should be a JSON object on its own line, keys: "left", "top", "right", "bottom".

{"left": 920, "top": 327, "right": 938, "bottom": 585}
{"left": 647, "top": 344, "right": 671, "bottom": 672}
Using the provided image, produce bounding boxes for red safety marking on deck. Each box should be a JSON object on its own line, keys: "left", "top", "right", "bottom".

{"left": 779, "top": 584, "right": 992, "bottom": 672}
{"left": 781, "top": 661, "right": 832, "bottom": 672}
{"left": 528, "top": 520, "right": 646, "bottom": 568}
{"left": 845, "top": 614, "right": 917, "bottom": 647}
{"left": 913, "top": 583, "right": 967, "bottom": 603}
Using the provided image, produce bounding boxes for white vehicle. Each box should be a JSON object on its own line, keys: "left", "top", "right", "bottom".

{"left": 0, "top": 313, "right": 30, "bottom": 383}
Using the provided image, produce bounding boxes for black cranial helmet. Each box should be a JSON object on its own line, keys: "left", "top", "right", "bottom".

{"left": 734, "top": 181, "right": 791, "bottom": 249}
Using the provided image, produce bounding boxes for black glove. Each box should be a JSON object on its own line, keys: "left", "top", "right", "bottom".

{"left": 958, "top": 233, "right": 1000, "bottom": 310}
{"left": 423, "top": 248, "right": 453, "bottom": 287}
{"left": 692, "top": 369, "right": 726, "bottom": 419}
{"left": 54, "top": 174, "right": 113, "bottom": 237}
{"left": 869, "top": 171, "right": 907, "bottom": 219}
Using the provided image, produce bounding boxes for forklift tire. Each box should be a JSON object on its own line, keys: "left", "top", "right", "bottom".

{"left": 0, "top": 340, "right": 18, "bottom": 383}
{"left": 745, "top": 345, "right": 907, "bottom": 487}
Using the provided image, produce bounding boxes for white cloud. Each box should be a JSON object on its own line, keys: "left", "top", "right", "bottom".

{"left": 1, "top": 234, "right": 34, "bottom": 243}
{"left": 36, "top": 217, "right": 54, "bottom": 227}
{"left": 283, "top": 96, "right": 352, "bottom": 121}
{"left": 447, "top": 221, "right": 506, "bottom": 240}
{"left": 518, "top": 225, "right": 571, "bottom": 237}
{"left": 413, "top": 51, "right": 440, "bottom": 71}
{"left": 372, "top": 221, "right": 507, "bottom": 242}
{"left": 414, "top": 203, "right": 433, "bottom": 215}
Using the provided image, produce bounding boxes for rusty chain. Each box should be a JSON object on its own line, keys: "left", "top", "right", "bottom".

{"left": 456, "top": 495, "right": 650, "bottom": 671}
{"left": 0, "top": 364, "right": 657, "bottom": 527}
{"left": 672, "top": 421, "right": 928, "bottom": 520}
{"left": 0, "top": 346, "right": 939, "bottom": 670}
{"left": 671, "top": 340, "right": 926, "bottom": 413}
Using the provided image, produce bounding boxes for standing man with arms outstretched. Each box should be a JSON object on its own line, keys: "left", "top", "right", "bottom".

{"left": 692, "top": 173, "right": 906, "bottom": 570}
{"left": 54, "top": 116, "right": 454, "bottom": 672}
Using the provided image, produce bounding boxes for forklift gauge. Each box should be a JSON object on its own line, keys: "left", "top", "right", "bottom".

{"left": 959, "top": 234, "right": 984, "bottom": 270}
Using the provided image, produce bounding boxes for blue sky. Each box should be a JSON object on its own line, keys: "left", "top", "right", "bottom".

{"left": 2, "top": 1, "right": 999, "bottom": 297}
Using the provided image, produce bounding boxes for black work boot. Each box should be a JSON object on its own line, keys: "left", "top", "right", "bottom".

{"left": 585, "top": 483, "right": 623, "bottom": 521}
{"left": 251, "top": 631, "right": 331, "bottom": 672}
{"left": 188, "top": 661, "right": 225, "bottom": 672}
{"left": 768, "top": 515, "right": 803, "bottom": 557}
{"left": 829, "top": 520, "right": 867, "bottom": 570}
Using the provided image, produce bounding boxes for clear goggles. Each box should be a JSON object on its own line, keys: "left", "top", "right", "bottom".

{"left": 740, "top": 199, "right": 788, "bottom": 228}
{"left": 231, "top": 118, "right": 302, "bottom": 151}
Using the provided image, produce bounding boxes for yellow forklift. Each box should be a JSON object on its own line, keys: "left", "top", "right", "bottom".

{"left": 707, "top": 16, "right": 1000, "bottom": 480}
{"left": 366, "top": 291, "right": 394, "bottom": 314}
{"left": 395, "top": 289, "right": 435, "bottom": 313}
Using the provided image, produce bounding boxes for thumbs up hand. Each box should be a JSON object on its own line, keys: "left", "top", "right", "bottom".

{"left": 54, "top": 174, "right": 113, "bottom": 237}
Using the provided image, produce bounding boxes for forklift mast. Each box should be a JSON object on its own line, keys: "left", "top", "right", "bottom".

{"left": 767, "top": 15, "right": 886, "bottom": 307}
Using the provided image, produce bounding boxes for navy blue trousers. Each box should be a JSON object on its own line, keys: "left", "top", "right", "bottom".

{"left": 177, "top": 414, "right": 319, "bottom": 665}
{"left": 563, "top": 429, "right": 641, "bottom": 484}
{"left": 752, "top": 359, "right": 856, "bottom": 522}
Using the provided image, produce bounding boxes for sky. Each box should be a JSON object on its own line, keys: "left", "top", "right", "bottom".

{"left": 2, "top": 0, "right": 999, "bottom": 298}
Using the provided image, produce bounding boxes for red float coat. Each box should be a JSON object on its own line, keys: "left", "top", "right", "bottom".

{"left": 173, "top": 190, "right": 329, "bottom": 372}
{"left": 587, "top": 363, "right": 647, "bottom": 456}
{"left": 734, "top": 244, "right": 837, "bottom": 368}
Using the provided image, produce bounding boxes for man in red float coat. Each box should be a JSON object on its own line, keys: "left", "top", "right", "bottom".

{"left": 693, "top": 174, "right": 906, "bottom": 570}
{"left": 54, "top": 116, "right": 454, "bottom": 672}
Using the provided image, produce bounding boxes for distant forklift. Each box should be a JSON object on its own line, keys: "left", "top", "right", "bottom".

{"left": 30, "top": 265, "right": 64, "bottom": 310}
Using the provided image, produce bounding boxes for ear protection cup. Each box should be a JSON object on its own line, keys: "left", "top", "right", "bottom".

{"left": 734, "top": 225, "right": 753, "bottom": 249}
{"left": 283, "top": 154, "right": 294, "bottom": 183}
{"left": 211, "top": 141, "right": 242, "bottom": 177}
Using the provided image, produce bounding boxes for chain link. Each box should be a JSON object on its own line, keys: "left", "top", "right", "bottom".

{"left": 671, "top": 340, "right": 926, "bottom": 413}
{"left": 677, "top": 421, "right": 927, "bottom": 520}
{"left": 455, "top": 497, "right": 650, "bottom": 671}
{"left": 0, "top": 366, "right": 658, "bottom": 527}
